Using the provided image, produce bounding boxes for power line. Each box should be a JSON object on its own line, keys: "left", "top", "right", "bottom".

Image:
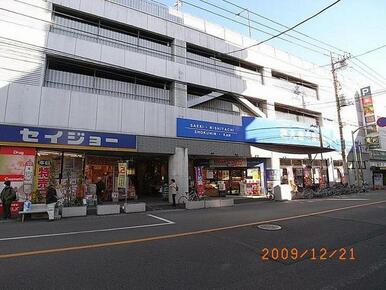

{"left": 226, "top": 0, "right": 342, "bottom": 55}
{"left": 349, "top": 61, "right": 386, "bottom": 89}
{"left": 2, "top": 3, "right": 337, "bottom": 81}
{"left": 0, "top": 7, "right": 338, "bottom": 89}
{"left": 221, "top": 0, "right": 348, "bottom": 55}
{"left": 353, "top": 58, "right": 386, "bottom": 82}
{"left": 196, "top": 0, "right": 336, "bottom": 55}
{"left": 352, "top": 44, "right": 386, "bottom": 59}
{"left": 180, "top": 0, "right": 330, "bottom": 57}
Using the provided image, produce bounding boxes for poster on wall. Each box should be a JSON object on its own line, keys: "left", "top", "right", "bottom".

{"left": 0, "top": 147, "right": 36, "bottom": 199}
{"left": 194, "top": 166, "right": 206, "bottom": 197}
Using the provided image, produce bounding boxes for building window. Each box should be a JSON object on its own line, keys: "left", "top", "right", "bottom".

{"left": 272, "top": 70, "right": 319, "bottom": 100}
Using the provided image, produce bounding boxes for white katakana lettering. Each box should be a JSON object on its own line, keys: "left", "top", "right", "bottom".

{"left": 68, "top": 132, "right": 85, "bottom": 145}
{"left": 89, "top": 136, "right": 101, "bottom": 146}
{"left": 20, "top": 128, "right": 39, "bottom": 142}
{"left": 44, "top": 131, "right": 63, "bottom": 144}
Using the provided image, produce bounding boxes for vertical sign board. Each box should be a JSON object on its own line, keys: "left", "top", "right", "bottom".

{"left": 360, "top": 86, "right": 380, "bottom": 149}
{"left": 117, "top": 163, "right": 127, "bottom": 189}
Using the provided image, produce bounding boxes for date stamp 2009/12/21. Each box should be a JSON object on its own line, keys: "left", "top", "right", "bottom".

{"left": 261, "top": 247, "right": 356, "bottom": 261}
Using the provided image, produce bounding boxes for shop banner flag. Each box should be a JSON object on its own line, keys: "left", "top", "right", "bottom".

{"left": 194, "top": 166, "right": 206, "bottom": 197}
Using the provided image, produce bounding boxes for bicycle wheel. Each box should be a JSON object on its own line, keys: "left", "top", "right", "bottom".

{"left": 178, "top": 195, "right": 188, "bottom": 204}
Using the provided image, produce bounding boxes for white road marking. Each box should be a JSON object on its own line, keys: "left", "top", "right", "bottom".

{"left": 147, "top": 214, "right": 175, "bottom": 224}
{"left": 323, "top": 198, "right": 369, "bottom": 201}
{"left": 0, "top": 214, "right": 175, "bottom": 242}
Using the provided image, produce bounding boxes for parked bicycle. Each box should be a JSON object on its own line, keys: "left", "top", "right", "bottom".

{"left": 177, "top": 189, "right": 200, "bottom": 204}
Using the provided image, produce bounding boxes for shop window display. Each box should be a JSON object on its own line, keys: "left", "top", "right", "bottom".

{"left": 192, "top": 159, "right": 265, "bottom": 197}
{"left": 246, "top": 168, "right": 262, "bottom": 196}
{"left": 36, "top": 151, "right": 85, "bottom": 205}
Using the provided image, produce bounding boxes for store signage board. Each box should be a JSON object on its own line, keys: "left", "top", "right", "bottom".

{"left": 117, "top": 163, "right": 127, "bottom": 189}
{"left": 370, "top": 150, "right": 386, "bottom": 160}
{"left": 360, "top": 86, "right": 380, "bottom": 149}
{"left": 176, "top": 118, "right": 244, "bottom": 142}
{"left": 177, "top": 117, "right": 340, "bottom": 150}
{"left": 243, "top": 117, "right": 341, "bottom": 150}
{"left": 377, "top": 117, "right": 386, "bottom": 127}
{"left": 0, "top": 124, "right": 136, "bottom": 151}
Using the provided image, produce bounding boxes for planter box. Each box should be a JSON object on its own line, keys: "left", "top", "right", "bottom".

{"left": 124, "top": 202, "right": 146, "bottom": 213}
{"left": 97, "top": 204, "right": 121, "bottom": 215}
{"left": 205, "top": 199, "right": 222, "bottom": 208}
{"left": 220, "top": 199, "right": 234, "bottom": 207}
{"left": 62, "top": 206, "right": 87, "bottom": 218}
{"left": 185, "top": 200, "right": 205, "bottom": 210}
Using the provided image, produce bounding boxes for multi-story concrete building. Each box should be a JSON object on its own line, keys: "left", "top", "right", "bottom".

{"left": 0, "top": 0, "right": 350, "bottom": 203}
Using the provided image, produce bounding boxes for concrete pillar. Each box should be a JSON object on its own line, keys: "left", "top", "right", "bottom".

{"left": 172, "top": 39, "right": 186, "bottom": 65}
{"left": 170, "top": 81, "right": 187, "bottom": 107}
{"left": 261, "top": 67, "right": 272, "bottom": 86}
{"left": 327, "top": 157, "right": 335, "bottom": 185}
{"left": 266, "top": 153, "right": 281, "bottom": 190}
{"left": 262, "top": 100, "right": 276, "bottom": 119}
{"left": 168, "top": 147, "right": 188, "bottom": 204}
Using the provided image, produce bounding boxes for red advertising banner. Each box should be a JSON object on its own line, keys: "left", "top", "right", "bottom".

{"left": 194, "top": 166, "right": 206, "bottom": 197}
{"left": 0, "top": 147, "right": 36, "bottom": 186}
{"left": 37, "top": 161, "right": 50, "bottom": 195}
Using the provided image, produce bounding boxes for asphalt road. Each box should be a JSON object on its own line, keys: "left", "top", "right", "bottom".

{"left": 0, "top": 191, "right": 385, "bottom": 290}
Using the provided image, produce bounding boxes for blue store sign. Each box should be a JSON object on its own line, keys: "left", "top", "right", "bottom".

{"left": 177, "top": 117, "right": 340, "bottom": 150}
{"left": 0, "top": 124, "right": 136, "bottom": 151}
{"left": 176, "top": 118, "right": 244, "bottom": 142}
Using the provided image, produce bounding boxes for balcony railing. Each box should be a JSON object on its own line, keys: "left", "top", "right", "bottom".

{"left": 110, "top": 0, "right": 182, "bottom": 24}
{"left": 45, "top": 69, "right": 170, "bottom": 104}
{"left": 50, "top": 14, "right": 173, "bottom": 60}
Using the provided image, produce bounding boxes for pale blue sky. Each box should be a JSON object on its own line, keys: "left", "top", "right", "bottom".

{"left": 157, "top": 0, "right": 386, "bottom": 91}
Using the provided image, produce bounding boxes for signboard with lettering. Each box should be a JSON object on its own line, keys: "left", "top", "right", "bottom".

{"left": 0, "top": 124, "right": 136, "bottom": 151}
{"left": 117, "top": 163, "right": 127, "bottom": 189}
{"left": 176, "top": 118, "right": 243, "bottom": 142}
{"left": 360, "top": 86, "right": 380, "bottom": 149}
{"left": 243, "top": 117, "right": 341, "bottom": 150}
{"left": 370, "top": 150, "right": 386, "bottom": 161}
{"left": 176, "top": 117, "right": 340, "bottom": 150}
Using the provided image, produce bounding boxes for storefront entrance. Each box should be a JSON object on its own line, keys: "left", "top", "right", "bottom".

{"left": 191, "top": 158, "right": 266, "bottom": 197}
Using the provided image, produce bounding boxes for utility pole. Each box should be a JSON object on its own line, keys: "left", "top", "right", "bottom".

{"left": 317, "top": 121, "right": 326, "bottom": 187}
{"left": 330, "top": 52, "right": 351, "bottom": 184}
{"left": 174, "top": 0, "right": 182, "bottom": 11}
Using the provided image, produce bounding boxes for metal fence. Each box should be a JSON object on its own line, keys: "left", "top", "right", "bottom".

{"left": 45, "top": 69, "right": 171, "bottom": 104}
{"left": 51, "top": 14, "right": 172, "bottom": 60}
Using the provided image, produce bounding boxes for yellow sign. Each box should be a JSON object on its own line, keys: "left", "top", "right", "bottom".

{"left": 117, "top": 163, "right": 127, "bottom": 188}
